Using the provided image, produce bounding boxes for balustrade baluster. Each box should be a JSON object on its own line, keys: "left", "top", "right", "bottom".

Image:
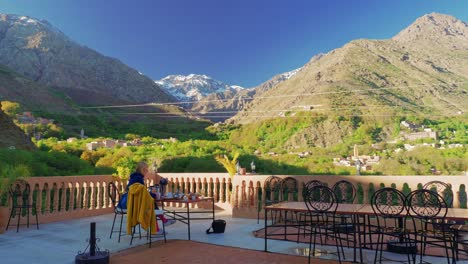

{"left": 90, "top": 183, "right": 95, "bottom": 209}
{"left": 69, "top": 183, "right": 75, "bottom": 211}
{"left": 208, "top": 178, "right": 214, "bottom": 198}
{"left": 227, "top": 178, "right": 232, "bottom": 205}
{"left": 60, "top": 183, "right": 66, "bottom": 212}
{"left": 196, "top": 178, "right": 202, "bottom": 195}
{"left": 96, "top": 182, "right": 101, "bottom": 209}
{"left": 234, "top": 185, "right": 239, "bottom": 208}
{"left": 219, "top": 178, "right": 225, "bottom": 203}
{"left": 82, "top": 183, "right": 88, "bottom": 210}
{"left": 214, "top": 178, "right": 219, "bottom": 203}
{"left": 248, "top": 181, "right": 254, "bottom": 207}
{"left": 202, "top": 178, "right": 207, "bottom": 197}
{"left": 37, "top": 184, "right": 43, "bottom": 216}
{"left": 254, "top": 182, "right": 260, "bottom": 210}
{"left": 52, "top": 184, "right": 59, "bottom": 213}
{"left": 102, "top": 182, "right": 108, "bottom": 208}
{"left": 75, "top": 183, "right": 81, "bottom": 210}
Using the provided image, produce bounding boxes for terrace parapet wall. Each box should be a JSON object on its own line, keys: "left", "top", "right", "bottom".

{"left": 4, "top": 174, "right": 466, "bottom": 226}
{"left": 231, "top": 174, "right": 468, "bottom": 219}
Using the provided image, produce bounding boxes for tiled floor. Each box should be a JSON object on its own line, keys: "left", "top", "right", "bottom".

{"left": 0, "top": 209, "right": 464, "bottom": 264}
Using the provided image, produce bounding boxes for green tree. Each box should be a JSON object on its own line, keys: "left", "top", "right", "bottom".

{"left": 1, "top": 101, "right": 21, "bottom": 117}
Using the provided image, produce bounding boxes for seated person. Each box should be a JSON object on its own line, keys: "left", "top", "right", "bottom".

{"left": 119, "top": 161, "right": 175, "bottom": 226}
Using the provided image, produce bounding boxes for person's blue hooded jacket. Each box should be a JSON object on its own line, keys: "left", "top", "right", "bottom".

{"left": 118, "top": 172, "right": 155, "bottom": 209}
{"left": 127, "top": 172, "right": 145, "bottom": 191}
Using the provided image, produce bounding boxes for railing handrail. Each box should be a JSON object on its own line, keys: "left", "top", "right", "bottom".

{"left": 2, "top": 174, "right": 465, "bottom": 226}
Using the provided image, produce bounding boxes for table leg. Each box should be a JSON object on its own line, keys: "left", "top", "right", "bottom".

{"left": 264, "top": 207, "right": 268, "bottom": 252}
{"left": 284, "top": 211, "right": 288, "bottom": 240}
{"left": 187, "top": 203, "right": 191, "bottom": 240}
{"left": 212, "top": 197, "right": 215, "bottom": 221}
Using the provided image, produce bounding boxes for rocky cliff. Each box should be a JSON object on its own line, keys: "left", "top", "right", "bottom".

{"left": 0, "top": 14, "right": 173, "bottom": 105}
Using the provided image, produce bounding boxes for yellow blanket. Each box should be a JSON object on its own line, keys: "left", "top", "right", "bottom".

{"left": 126, "top": 183, "right": 158, "bottom": 235}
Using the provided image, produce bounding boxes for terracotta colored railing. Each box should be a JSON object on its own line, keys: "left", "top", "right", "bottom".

{"left": 3, "top": 173, "right": 232, "bottom": 225}
{"left": 3, "top": 174, "right": 466, "bottom": 225}
{"left": 231, "top": 175, "right": 468, "bottom": 218}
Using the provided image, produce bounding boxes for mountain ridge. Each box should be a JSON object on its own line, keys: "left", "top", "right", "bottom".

{"left": 230, "top": 12, "right": 468, "bottom": 124}
{"left": 0, "top": 13, "right": 174, "bottom": 106}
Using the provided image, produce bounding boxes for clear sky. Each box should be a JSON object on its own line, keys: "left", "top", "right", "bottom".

{"left": 1, "top": 0, "right": 467, "bottom": 87}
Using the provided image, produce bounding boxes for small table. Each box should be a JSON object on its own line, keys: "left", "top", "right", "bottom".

{"left": 157, "top": 197, "right": 215, "bottom": 240}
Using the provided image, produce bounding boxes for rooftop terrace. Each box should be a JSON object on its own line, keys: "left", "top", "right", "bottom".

{"left": 0, "top": 173, "right": 466, "bottom": 263}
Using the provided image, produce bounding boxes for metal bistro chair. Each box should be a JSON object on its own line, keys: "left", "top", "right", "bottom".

{"left": 331, "top": 180, "right": 358, "bottom": 250}
{"left": 304, "top": 185, "right": 344, "bottom": 264}
{"left": 297, "top": 180, "right": 326, "bottom": 242}
{"left": 422, "top": 181, "right": 458, "bottom": 257}
{"left": 278, "top": 177, "right": 298, "bottom": 222}
{"left": 108, "top": 182, "right": 128, "bottom": 242}
{"left": 6, "top": 179, "right": 39, "bottom": 232}
{"left": 407, "top": 189, "right": 454, "bottom": 264}
{"left": 257, "top": 176, "right": 282, "bottom": 224}
{"left": 370, "top": 188, "right": 414, "bottom": 264}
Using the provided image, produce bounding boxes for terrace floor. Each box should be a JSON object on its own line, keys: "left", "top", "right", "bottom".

{"left": 0, "top": 209, "right": 465, "bottom": 264}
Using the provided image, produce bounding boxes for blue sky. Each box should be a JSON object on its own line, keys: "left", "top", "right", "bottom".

{"left": 1, "top": 0, "right": 467, "bottom": 87}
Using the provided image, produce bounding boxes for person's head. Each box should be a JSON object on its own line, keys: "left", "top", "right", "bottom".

{"left": 135, "top": 161, "right": 149, "bottom": 176}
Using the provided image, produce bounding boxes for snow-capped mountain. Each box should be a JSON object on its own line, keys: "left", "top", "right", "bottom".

{"left": 155, "top": 74, "right": 244, "bottom": 101}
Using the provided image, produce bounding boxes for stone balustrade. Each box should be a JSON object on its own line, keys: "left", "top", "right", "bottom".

{"left": 232, "top": 174, "right": 468, "bottom": 218}
{"left": 3, "top": 173, "right": 466, "bottom": 225}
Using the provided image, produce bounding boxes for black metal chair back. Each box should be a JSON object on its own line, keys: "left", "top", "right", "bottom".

{"left": 332, "top": 180, "right": 356, "bottom": 204}
{"left": 371, "top": 187, "right": 407, "bottom": 218}
{"left": 9, "top": 180, "right": 30, "bottom": 208}
{"left": 280, "top": 177, "right": 297, "bottom": 201}
{"left": 407, "top": 189, "right": 448, "bottom": 220}
{"left": 6, "top": 179, "right": 39, "bottom": 232}
{"left": 302, "top": 180, "right": 325, "bottom": 199}
{"left": 304, "top": 185, "right": 337, "bottom": 214}
{"left": 264, "top": 176, "right": 281, "bottom": 203}
{"left": 423, "top": 181, "right": 453, "bottom": 208}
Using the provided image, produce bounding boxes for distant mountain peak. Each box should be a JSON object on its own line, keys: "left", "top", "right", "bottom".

{"left": 0, "top": 14, "right": 63, "bottom": 35}
{"left": 392, "top": 12, "right": 468, "bottom": 43}
{"left": 155, "top": 74, "right": 244, "bottom": 101}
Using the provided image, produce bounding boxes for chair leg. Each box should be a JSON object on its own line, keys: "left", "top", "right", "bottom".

{"left": 118, "top": 213, "right": 124, "bottom": 243}
{"left": 148, "top": 225, "right": 152, "bottom": 248}
{"left": 308, "top": 224, "right": 313, "bottom": 264}
{"left": 162, "top": 219, "right": 166, "bottom": 243}
{"left": 16, "top": 207, "right": 21, "bottom": 232}
{"left": 6, "top": 207, "right": 14, "bottom": 231}
{"left": 373, "top": 233, "right": 381, "bottom": 264}
{"left": 110, "top": 213, "right": 117, "bottom": 239}
{"left": 34, "top": 206, "right": 39, "bottom": 230}
{"left": 335, "top": 232, "right": 342, "bottom": 264}
{"left": 26, "top": 207, "right": 30, "bottom": 228}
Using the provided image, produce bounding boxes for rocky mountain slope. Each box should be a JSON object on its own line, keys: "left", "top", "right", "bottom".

{"left": 0, "top": 102, "right": 36, "bottom": 150}
{"left": 0, "top": 64, "right": 74, "bottom": 112}
{"left": 231, "top": 13, "right": 468, "bottom": 124}
{"left": 0, "top": 14, "right": 173, "bottom": 105}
